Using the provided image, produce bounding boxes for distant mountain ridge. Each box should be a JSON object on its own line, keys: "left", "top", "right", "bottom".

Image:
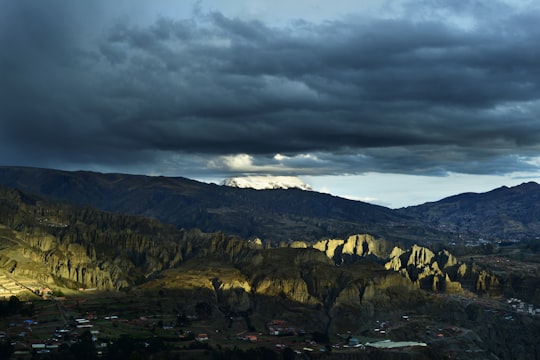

{"left": 398, "top": 181, "right": 540, "bottom": 240}
{"left": 0, "top": 166, "right": 434, "bottom": 244}
{"left": 0, "top": 166, "right": 539, "bottom": 242}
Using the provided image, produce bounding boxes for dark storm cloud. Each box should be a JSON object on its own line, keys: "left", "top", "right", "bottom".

{"left": 1, "top": 1, "right": 540, "bottom": 177}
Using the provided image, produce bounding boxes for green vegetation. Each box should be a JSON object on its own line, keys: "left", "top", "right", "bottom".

{"left": 0, "top": 296, "right": 22, "bottom": 317}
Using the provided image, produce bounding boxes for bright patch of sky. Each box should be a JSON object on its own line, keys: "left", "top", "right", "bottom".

{"left": 302, "top": 172, "right": 540, "bottom": 208}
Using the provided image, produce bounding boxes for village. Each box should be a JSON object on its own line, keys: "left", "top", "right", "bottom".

{"left": 1, "top": 268, "right": 540, "bottom": 359}
{"left": 0, "top": 290, "right": 426, "bottom": 358}
{"left": 0, "top": 275, "right": 444, "bottom": 359}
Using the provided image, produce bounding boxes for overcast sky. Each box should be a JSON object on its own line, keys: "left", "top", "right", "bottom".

{"left": 1, "top": 0, "right": 540, "bottom": 208}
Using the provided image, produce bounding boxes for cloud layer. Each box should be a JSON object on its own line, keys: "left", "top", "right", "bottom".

{"left": 1, "top": 0, "right": 540, "bottom": 179}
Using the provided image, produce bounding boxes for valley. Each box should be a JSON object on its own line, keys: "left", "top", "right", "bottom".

{"left": 0, "top": 167, "right": 539, "bottom": 359}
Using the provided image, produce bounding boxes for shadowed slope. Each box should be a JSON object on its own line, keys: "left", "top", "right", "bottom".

{"left": 0, "top": 166, "right": 444, "bottom": 244}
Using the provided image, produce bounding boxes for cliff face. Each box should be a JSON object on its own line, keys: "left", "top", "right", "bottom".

{"left": 384, "top": 245, "right": 463, "bottom": 293}
{"left": 240, "top": 248, "right": 334, "bottom": 307}
{"left": 299, "top": 234, "right": 464, "bottom": 293}
{"left": 383, "top": 244, "right": 510, "bottom": 296}
{"left": 300, "top": 234, "right": 395, "bottom": 263}
{"left": 0, "top": 185, "right": 250, "bottom": 290}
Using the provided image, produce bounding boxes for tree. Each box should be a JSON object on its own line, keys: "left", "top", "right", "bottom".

{"left": 0, "top": 342, "right": 14, "bottom": 360}
{"left": 8, "top": 296, "right": 21, "bottom": 313}
{"left": 177, "top": 311, "right": 189, "bottom": 326}
{"left": 195, "top": 302, "right": 212, "bottom": 319}
{"left": 311, "top": 331, "right": 329, "bottom": 343}
{"left": 283, "top": 347, "right": 296, "bottom": 360}
{"left": 70, "top": 330, "right": 97, "bottom": 360}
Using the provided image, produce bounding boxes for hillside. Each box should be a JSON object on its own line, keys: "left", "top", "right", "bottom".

{"left": 399, "top": 182, "right": 540, "bottom": 240}
{"left": 2, "top": 167, "right": 540, "bottom": 244}
{"left": 0, "top": 166, "right": 449, "bottom": 245}
{"left": 1, "top": 183, "right": 539, "bottom": 359}
{"left": 0, "top": 183, "right": 216, "bottom": 289}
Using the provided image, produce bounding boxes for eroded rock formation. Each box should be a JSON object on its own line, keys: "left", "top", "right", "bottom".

{"left": 304, "top": 234, "right": 395, "bottom": 264}
{"left": 384, "top": 244, "right": 463, "bottom": 293}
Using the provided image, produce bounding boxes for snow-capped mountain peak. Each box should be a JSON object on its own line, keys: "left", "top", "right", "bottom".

{"left": 222, "top": 176, "right": 312, "bottom": 191}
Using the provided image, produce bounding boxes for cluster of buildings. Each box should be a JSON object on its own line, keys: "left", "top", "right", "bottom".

{"left": 266, "top": 319, "right": 301, "bottom": 336}
{"left": 1, "top": 319, "right": 69, "bottom": 357}
{"left": 507, "top": 298, "right": 540, "bottom": 315}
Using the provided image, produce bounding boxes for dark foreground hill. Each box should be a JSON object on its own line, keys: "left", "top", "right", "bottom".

{"left": 399, "top": 182, "right": 540, "bottom": 240}
{"left": 0, "top": 166, "right": 448, "bottom": 244}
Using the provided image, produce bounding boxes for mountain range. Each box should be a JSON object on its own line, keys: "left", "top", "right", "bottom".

{"left": 397, "top": 182, "right": 540, "bottom": 241}
{"left": 0, "top": 166, "right": 435, "bottom": 245}
{"left": 0, "top": 166, "right": 538, "bottom": 243}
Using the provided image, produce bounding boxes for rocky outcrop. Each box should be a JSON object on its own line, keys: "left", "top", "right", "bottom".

{"left": 335, "top": 272, "right": 414, "bottom": 308}
{"left": 444, "top": 274, "right": 463, "bottom": 293}
{"left": 17, "top": 243, "right": 130, "bottom": 290}
{"left": 475, "top": 270, "right": 501, "bottom": 296}
{"left": 300, "top": 237, "right": 510, "bottom": 297}
{"left": 384, "top": 244, "right": 510, "bottom": 296}
{"left": 307, "top": 234, "right": 395, "bottom": 264}
{"left": 254, "top": 277, "right": 317, "bottom": 304}
{"left": 385, "top": 245, "right": 463, "bottom": 293}
{"left": 290, "top": 241, "right": 308, "bottom": 248}
{"left": 212, "top": 277, "right": 252, "bottom": 311}
{"left": 244, "top": 248, "right": 332, "bottom": 306}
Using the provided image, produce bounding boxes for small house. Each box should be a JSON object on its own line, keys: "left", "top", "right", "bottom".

{"left": 196, "top": 333, "right": 209, "bottom": 341}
